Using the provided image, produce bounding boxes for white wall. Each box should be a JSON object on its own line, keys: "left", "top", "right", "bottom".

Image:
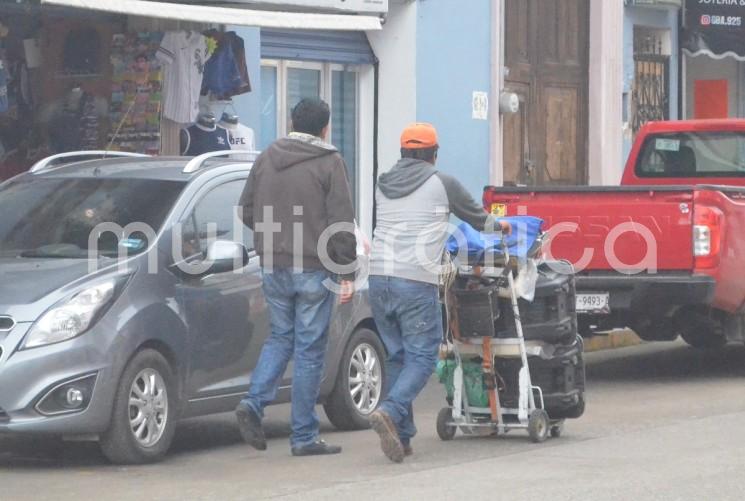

{"left": 588, "top": 0, "right": 624, "bottom": 185}
{"left": 366, "top": 0, "right": 417, "bottom": 175}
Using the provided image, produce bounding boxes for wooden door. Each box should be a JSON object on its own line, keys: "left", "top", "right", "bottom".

{"left": 503, "top": 0, "right": 589, "bottom": 186}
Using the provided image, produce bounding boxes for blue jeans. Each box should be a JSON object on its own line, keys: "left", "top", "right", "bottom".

{"left": 369, "top": 276, "right": 443, "bottom": 445}
{"left": 241, "top": 268, "right": 333, "bottom": 448}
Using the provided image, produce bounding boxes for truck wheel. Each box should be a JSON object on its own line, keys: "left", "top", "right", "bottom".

{"left": 436, "top": 407, "right": 457, "bottom": 441}
{"left": 324, "top": 328, "right": 386, "bottom": 431}
{"left": 681, "top": 331, "right": 727, "bottom": 350}
{"left": 675, "top": 309, "right": 728, "bottom": 349}
{"left": 100, "top": 349, "right": 177, "bottom": 465}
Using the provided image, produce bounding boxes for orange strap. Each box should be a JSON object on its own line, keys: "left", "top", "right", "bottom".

{"left": 449, "top": 291, "right": 462, "bottom": 341}
{"left": 482, "top": 337, "right": 500, "bottom": 423}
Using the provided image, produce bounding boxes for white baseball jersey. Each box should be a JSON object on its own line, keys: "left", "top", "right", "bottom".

{"left": 157, "top": 31, "right": 209, "bottom": 125}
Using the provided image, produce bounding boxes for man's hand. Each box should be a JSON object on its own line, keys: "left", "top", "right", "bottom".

{"left": 499, "top": 220, "right": 512, "bottom": 235}
{"left": 339, "top": 280, "right": 355, "bottom": 305}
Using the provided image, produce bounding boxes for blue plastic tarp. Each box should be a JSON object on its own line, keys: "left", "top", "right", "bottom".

{"left": 446, "top": 217, "right": 544, "bottom": 262}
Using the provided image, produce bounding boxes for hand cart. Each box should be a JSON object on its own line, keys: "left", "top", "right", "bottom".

{"left": 436, "top": 239, "right": 564, "bottom": 443}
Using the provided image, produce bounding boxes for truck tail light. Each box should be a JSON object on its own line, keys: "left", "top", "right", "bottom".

{"left": 693, "top": 205, "right": 723, "bottom": 269}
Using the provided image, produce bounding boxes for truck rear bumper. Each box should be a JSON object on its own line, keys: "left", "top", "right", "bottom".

{"left": 576, "top": 272, "right": 716, "bottom": 333}
{"left": 577, "top": 272, "right": 716, "bottom": 310}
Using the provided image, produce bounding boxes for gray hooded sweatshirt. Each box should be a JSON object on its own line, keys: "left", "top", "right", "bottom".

{"left": 370, "top": 158, "right": 498, "bottom": 285}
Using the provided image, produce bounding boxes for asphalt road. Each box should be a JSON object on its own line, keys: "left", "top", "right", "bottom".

{"left": 3, "top": 340, "right": 745, "bottom": 501}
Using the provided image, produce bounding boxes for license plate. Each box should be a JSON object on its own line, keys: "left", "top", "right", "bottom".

{"left": 576, "top": 293, "right": 610, "bottom": 314}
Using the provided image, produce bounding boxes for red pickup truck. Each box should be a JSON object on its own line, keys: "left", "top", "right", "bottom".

{"left": 484, "top": 120, "right": 745, "bottom": 348}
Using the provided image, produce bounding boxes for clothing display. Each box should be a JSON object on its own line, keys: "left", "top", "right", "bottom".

{"left": 48, "top": 89, "right": 101, "bottom": 153}
{"left": 0, "top": 14, "right": 256, "bottom": 179}
{"left": 157, "top": 31, "right": 210, "bottom": 124}
{"left": 181, "top": 122, "right": 231, "bottom": 156}
{"left": 202, "top": 31, "right": 251, "bottom": 100}
{"left": 219, "top": 113, "right": 256, "bottom": 156}
{"left": 202, "top": 36, "right": 241, "bottom": 100}
{"left": 108, "top": 32, "right": 164, "bottom": 154}
{"left": 62, "top": 27, "right": 101, "bottom": 76}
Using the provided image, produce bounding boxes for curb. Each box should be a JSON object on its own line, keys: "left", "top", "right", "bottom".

{"left": 584, "top": 330, "right": 642, "bottom": 353}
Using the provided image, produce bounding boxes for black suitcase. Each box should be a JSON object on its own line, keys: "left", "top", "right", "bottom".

{"left": 451, "top": 283, "right": 501, "bottom": 339}
{"left": 495, "top": 262, "right": 578, "bottom": 345}
{"left": 494, "top": 336, "right": 586, "bottom": 420}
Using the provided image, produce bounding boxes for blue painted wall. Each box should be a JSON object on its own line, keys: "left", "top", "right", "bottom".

{"left": 416, "top": 0, "right": 493, "bottom": 199}
{"left": 623, "top": 6, "right": 680, "bottom": 161}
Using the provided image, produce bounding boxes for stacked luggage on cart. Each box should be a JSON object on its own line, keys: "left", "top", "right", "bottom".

{"left": 437, "top": 219, "right": 585, "bottom": 441}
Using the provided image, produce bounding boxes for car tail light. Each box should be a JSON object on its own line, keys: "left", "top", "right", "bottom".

{"left": 693, "top": 205, "right": 723, "bottom": 269}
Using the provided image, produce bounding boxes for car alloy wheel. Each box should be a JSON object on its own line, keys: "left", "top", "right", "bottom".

{"left": 348, "top": 343, "right": 382, "bottom": 415}
{"left": 128, "top": 368, "right": 169, "bottom": 448}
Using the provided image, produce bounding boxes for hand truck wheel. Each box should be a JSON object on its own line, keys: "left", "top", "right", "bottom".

{"left": 436, "top": 407, "right": 457, "bottom": 441}
{"left": 550, "top": 421, "right": 564, "bottom": 438}
{"left": 528, "top": 409, "right": 550, "bottom": 443}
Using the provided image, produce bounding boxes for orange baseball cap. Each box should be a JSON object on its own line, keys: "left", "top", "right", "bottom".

{"left": 401, "top": 123, "right": 439, "bottom": 149}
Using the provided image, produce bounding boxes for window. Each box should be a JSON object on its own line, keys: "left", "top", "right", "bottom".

{"left": 182, "top": 180, "right": 253, "bottom": 260}
{"left": 636, "top": 132, "right": 745, "bottom": 178}
{"left": 260, "top": 60, "right": 359, "bottom": 204}
{"left": 0, "top": 177, "right": 185, "bottom": 258}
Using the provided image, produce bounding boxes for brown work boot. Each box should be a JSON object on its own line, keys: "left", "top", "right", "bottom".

{"left": 403, "top": 444, "right": 413, "bottom": 457}
{"left": 369, "top": 410, "right": 405, "bottom": 463}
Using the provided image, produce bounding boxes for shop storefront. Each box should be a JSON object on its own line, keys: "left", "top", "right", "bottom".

{"left": 682, "top": 0, "right": 745, "bottom": 118}
{"left": 0, "top": 0, "right": 383, "bottom": 184}
{"left": 259, "top": 28, "right": 377, "bottom": 205}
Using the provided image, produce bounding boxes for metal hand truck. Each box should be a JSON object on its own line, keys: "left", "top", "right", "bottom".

{"left": 437, "top": 240, "right": 564, "bottom": 443}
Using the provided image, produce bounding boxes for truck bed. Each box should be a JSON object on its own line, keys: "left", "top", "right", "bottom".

{"left": 483, "top": 185, "right": 697, "bottom": 272}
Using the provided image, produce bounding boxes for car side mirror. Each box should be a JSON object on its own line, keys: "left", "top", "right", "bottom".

{"left": 205, "top": 240, "right": 250, "bottom": 275}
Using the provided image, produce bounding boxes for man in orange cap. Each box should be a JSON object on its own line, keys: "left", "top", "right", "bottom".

{"left": 367, "top": 123, "right": 511, "bottom": 463}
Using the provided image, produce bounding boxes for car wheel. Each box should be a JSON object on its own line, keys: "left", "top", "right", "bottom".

{"left": 100, "top": 349, "right": 177, "bottom": 464}
{"left": 324, "top": 328, "right": 385, "bottom": 431}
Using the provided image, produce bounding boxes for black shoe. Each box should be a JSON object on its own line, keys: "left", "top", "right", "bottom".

{"left": 235, "top": 403, "right": 267, "bottom": 451}
{"left": 369, "top": 410, "right": 405, "bottom": 464}
{"left": 291, "top": 440, "right": 342, "bottom": 457}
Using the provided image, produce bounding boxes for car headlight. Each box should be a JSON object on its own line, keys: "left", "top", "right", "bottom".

{"left": 23, "top": 279, "right": 123, "bottom": 350}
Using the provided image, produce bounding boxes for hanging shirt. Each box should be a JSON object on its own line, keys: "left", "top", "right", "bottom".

{"left": 181, "top": 124, "right": 231, "bottom": 156}
{"left": 201, "top": 37, "right": 241, "bottom": 100}
{"left": 157, "top": 31, "right": 209, "bottom": 124}
{"left": 226, "top": 32, "right": 252, "bottom": 96}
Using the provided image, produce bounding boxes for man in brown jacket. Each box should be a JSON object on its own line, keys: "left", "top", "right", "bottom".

{"left": 236, "top": 98, "right": 356, "bottom": 456}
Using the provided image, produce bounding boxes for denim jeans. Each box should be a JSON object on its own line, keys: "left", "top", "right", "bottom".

{"left": 368, "top": 276, "right": 443, "bottom": 445}
{"left": 241, "top": 268, "right": 333, "bottom": 448}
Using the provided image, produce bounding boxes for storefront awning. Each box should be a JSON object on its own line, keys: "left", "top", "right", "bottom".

{"left": 40, "top": 0, "right": 383, "bottom": 31}
{"left": 682, "top": 0, "right": 745, "bottom": 61}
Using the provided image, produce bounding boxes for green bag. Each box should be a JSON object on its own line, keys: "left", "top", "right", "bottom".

{"left": 436, "top": 359, "right": 490, "bottom": 408}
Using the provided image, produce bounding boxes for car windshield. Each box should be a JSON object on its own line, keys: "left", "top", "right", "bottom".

{"left": 637, "top": 132, "right": 745, "bottom": 178}
{"left": 0, "top": 176, "right": 185, "bottom": 259}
